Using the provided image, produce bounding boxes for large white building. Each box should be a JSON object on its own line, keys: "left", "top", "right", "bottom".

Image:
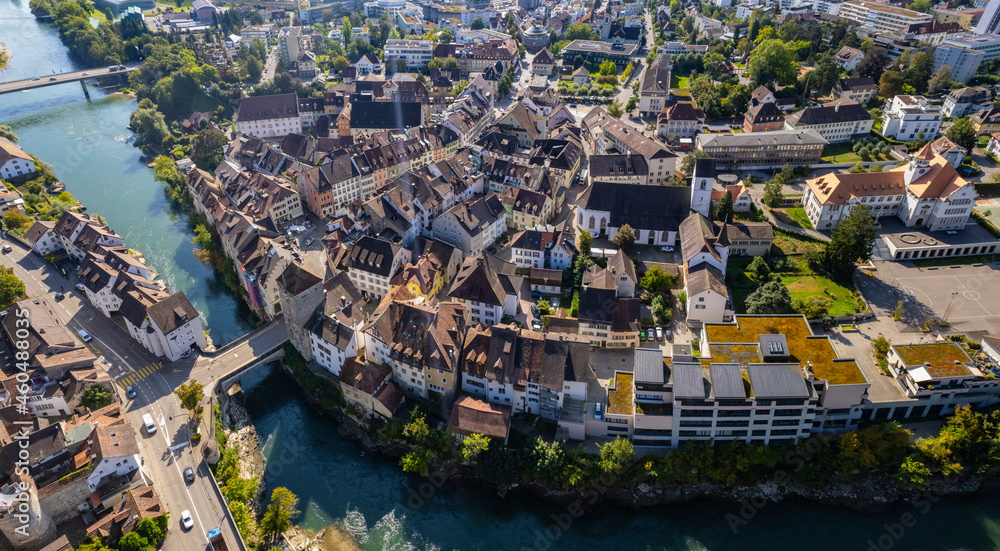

{"left": 881, "top": 95, "right": 942, "bottom": 141}
{"left": 235, "top": 93, "right": 301, "bottom": 138}
{"left": 803, "top": 145, "right": 976, "bottom": 233}
{"left": 783, "top": 98, "right": 873, "bottom": 144}
{"left": 838, "top": 1, "right": 932, "bottom": 32}
{"left": 347, "top": 236, "right": 412, "bottom": 301}
{"left": 383, "top": 39, "right": 434, "bottom": 71}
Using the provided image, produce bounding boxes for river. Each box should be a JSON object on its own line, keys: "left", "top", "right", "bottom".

{"left": 0, "top": 0, "right": 254, "bottom": 345}
{"left": 4, "top": 4, "right": 1000, "bottom": 550}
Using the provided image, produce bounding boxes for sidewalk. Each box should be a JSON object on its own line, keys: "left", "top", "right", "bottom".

{"left": 756, "top": 199, "right": 831, "bottom": 242}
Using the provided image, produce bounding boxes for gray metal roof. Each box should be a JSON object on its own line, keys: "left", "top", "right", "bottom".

{"left": 697, "top": 129, "right": 828, "bottom": 149}
{"left": 672, "top": 362, "right": 709, "bottom": 399}
{"left": 747, "top": 363, "right": 810, "bottom": 398}
{"left": 710, "top": 363, "right": 746, "bottom": 399}
{"left": 634, "top": 348, "right": 666, "bottom": 384}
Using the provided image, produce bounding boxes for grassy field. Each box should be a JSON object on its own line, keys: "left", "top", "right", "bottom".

{"left": 781, "top": 274, "right": 858, "bottom": 315}
{"left": 191, "top": 92, "right": 232, "bottom": 117}
{"left": 671, "top": 74, "right": 690, "bottom": 89}
{"left": 773, "top": 207, "right": 814, "bottom": 229}
{"left": 771, "top": 228, "right": 823, "bottom": 255}
{"left": 820, "top": 144, "right": 891, "bottom": 163}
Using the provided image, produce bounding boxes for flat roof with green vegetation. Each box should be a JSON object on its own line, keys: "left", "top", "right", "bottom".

{"left": 705, "top": 316, "right": 867, "bottom": 385}
{"left": 894, "top": 342, "right": 971, "bottom": 378}
{"left": 705, "top": 344, "right": 762, "bottom": 366}
{"left": 608, "top": 373, "right": 634, "bottom": 415}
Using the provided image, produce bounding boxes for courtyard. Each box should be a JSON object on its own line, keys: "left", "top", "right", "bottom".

{"left": 860, "top": 259, "right": 1000, "bottom": 335}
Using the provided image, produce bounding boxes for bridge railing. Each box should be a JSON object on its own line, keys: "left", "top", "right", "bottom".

{"left": 208, "top": 316, "right": 284, "bottom": 355}
{"left": 0, "top": 64, "right": 137, "bottom": 86}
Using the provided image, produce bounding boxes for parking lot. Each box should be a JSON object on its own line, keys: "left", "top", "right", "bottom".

{"left": 862, "top": 259, "right": 1000, "bottom": 334}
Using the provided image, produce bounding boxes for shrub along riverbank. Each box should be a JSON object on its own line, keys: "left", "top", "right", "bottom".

{"left": 279, "top": 344, "right": 1000, "bottom": 511}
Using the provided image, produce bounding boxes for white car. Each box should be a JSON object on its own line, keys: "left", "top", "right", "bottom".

{"left": 661, "top": 246, "right": 674, "bottom": 252}
{"left": 180, "top": 510, "right": 194, "bottom": 530}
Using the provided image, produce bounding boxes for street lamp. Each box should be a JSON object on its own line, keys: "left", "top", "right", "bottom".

{"left": 942, "top": 291, "right": 959, "bottom": 325}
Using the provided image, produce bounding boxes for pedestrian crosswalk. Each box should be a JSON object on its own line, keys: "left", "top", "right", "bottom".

{"left": 117, "top": 363, "right": 162, "bottom": 388}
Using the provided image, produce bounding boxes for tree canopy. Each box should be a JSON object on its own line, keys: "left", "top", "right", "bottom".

{"left": 946, "top": 117, "right": 977, "bottom": 152}
{"left": 259, "top": 487, "right": 300, "bottom": 543}
{"left": 745, "top": 39, "right": 796, "bottom": 88}
{"left": 81, "top": 385, "right": 115, "bottom": 411}
{"left": 745, "top": 280, "right": 793, "bottom": 314}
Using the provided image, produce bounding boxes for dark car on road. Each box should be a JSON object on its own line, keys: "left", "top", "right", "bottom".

{"left": 184, "top": 466, "right": 195, "bottom": 483}
{"left": 54, "top": 292, "right": 65, "bottom": 301}
{"left": 127, "top": 386, "right": 136, "bottom": 399}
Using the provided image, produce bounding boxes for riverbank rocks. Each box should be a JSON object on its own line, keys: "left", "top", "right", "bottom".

{"left": 285, "top": 523, "right": 363, "bottom": 551}
{"left": 221, "top": 384, "right": 268, "bottom": 514}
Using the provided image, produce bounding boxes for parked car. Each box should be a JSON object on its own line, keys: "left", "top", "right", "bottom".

{"left": 127, "top": 386, "right": 136, "bottom": 399}
{"left": 594, "top": 402, "right": 602, "bottom": 419}
{"left": 78, "top": 329, "right": 92, "bottom": 343}
{"left": 184, "top": 466, "right": 195, "bottom": 483}
{"left": 75, "top": 283, "right": 86, "bottom": 293}
{"left": 180, "top": 510, "right": 194, "bottom": 530}
{"left": 303, "top": 237, "right": 314, "bottom": 246}
{"left": 532, "top": 319, "right": 542, "bottom": 331}
{"left": 646, "top": 328, "right": 655, "bottom": 341}
{"left": 2, "top": 244, "right": 11, "bottom": 253}
{"left": 656, "top": 327, "right": 663, "bottom": 341}
{"left": 531, "top": 291, "right": 543, "bottom": 299}
{"left": 640, "top": 332, "right": 646, "bottom": 341}
{"left": 54, "top": 292, "right": 65, "bottom": 301}
{"left": 664, "top": 329, "right": 672, "bottom": 341}
{"left": 661, "top": 246, "right": 674, "bottom": 252}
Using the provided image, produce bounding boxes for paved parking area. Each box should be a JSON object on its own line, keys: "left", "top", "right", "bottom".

{"left": 863, "top": 260, "right": 1000, "bottom": 334}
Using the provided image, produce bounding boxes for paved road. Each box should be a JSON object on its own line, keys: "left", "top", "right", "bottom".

{"left": 0, "top": 62, "right": 140, "bottom": 95}
{"left": 0, "top": 240, "right": 242, "bottom": 551}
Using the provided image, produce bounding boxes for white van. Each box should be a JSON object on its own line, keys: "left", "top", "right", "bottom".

{"left": 78, "top": 329, "right": 92, "bottom": 342}
{"left": 142, "top": 413, "right": 157, "bottom": 434}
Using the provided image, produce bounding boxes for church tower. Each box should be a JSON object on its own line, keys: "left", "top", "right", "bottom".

{"left": 690, "top": 157, "right": 715, "bottom": 219}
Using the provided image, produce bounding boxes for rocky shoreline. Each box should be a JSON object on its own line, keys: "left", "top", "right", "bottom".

{"left": 219, "top": 383, "right": 268, "bottom": 515}
{"left": 267, "top": 360, "right": 1000, "bottom": 535}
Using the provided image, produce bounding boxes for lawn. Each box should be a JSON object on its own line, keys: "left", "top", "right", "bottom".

{"left": 191, "top": 92, "right": 232, "bottom": 117}
{"left": 670, "top": 74, "right": 690, "bottom": 89}
{"left": 820, "top": 144, "right": 891, "bottom": 163}
{"left": 781, "top": 274, "right": 859, "bottom": 315}
{"left": 773, "top": 207, "right": 814, "bottom": 229}
{"left": 771, "top": 228, "right": 823, "bottom": 255}
{"left": 911, "top": 252, "right": 1000, "bottom": 267}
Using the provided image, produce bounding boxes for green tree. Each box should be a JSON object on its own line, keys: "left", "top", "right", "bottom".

{"left": 613, "top": 224, "right": 636, "bottom": 253}
{"left": 714, "top": 190, "right": 734, "bottom": 222}
{"left": 651, "top": 294, "right": 671, "bottom": 323}
{"left": 333, "top": 55, "right": 350, "bottom": 72}
{"left": 342, "top": 17, "right": 352, "bottom": 46}
{"left": 607, "top": 99, "right": 624, "bottom": 118}
{"left": 80, "top": 385, "right": 114, "bottom": 410}
{"left": 727, "top": 83, "right": 752, "bottom": 115}
{"left": 190, "top": 129, "right": 228, "bottom": 171}
{"left": 871, "top": 335, "right": 892, "bottom": 358}
{"left": 470, "top": 16, "right": 485, "bottom": 30}
{"left": 0, "top": 125, "right": 18, "bottom": 143}
{"left": 895, "top": 456, "right": 932, "bottom": 487}
{"left": 762, "top": 180, "right": 783, "bottom": 208}
{"left": 908, "top": 0, "right": 931, "bottom": 12}
{"left": 439, "top": 28, "right": 454, "bottom": 43}
{"left": 640, "top": 265, "right": 676, "bottom": 294}
{"left": 531, "top": 438, "right": 566, "bottom": 485}
{"left": 117, "top": 532, "right": 151, "bottom": 551}
{"left": 0, "top": 267, "right": 26, "bottom": 309}
{"left": 679, "top": 149, "right": 708, "bottom": 177}
{"left": 565, "top": 24, "right": 593, "bottom": 40}
{"left": 129, "top": 107, "right": 170, "bottom": 148}
{"left": 746, "top": 39, "right": 796, "bottom": 88}
{"left": 259, "top": 487, "right": 300, "bottom": 543}
{"left": 537, "top": 299, "right": 552, "bottom": 316}
{"left": 229, "top": 501, "right": 258, "bottom": 541}
{"left": 462, "top": 433, "right": 490, "bottom": 461}
{"left": 76, "top": 537, "right": 113, "bottom": 551}
{"left": 744, "top": 280, "right": 793, "bottom": 314}
{"left": 396, "top": 59, "right": 408, "bottom": 73}
{"left": 946, "top": 117, "right": 977, "bottom": 152}
{"left": 135, "top": 517, "right": 165, "bottom": 547}
{"left": 856, "top": 46, "right": 890, "bottom": 81}
{"left": 903, "top": 50, "right": 934, "bottom": 92}
{"left": 598, "top": 436, "right": 634, "bottom": 476}
{"left": 403, "top": 411, "right": 431, "bottom": 445}
{"left": 928, "top": 64, "right": 952, "bottom": 92}
{"left": 174, "top": 380, "right": 204, "bottom": 414}
{"left": 824, "top": 204, "right": 877, "bottom": 277}
{"left": 578, "top": 230, "right": 592, "bottom": 258}
{"left": 878, "top": 70, "right": 904, "bottom": 99}
{"left": 223, "top": 477, "right": 260, "bottom": 505}
{"left": 3, "top": 211, "right": 31, "bottom": 231}
{"left": 748, "top": 256, "right": 771, "bottom": 283}
{"left": 400, "top": 448, "right": 432, "bottom": 476}
{"left": 599, "top": 60, "right": 617, "bottom": 76}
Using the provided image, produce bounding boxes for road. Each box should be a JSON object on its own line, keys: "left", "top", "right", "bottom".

{"left": 0, "top": 62, "right": 141, "bottom": 95}
{"left": 0, "top": 240, "right": 243, "bottom": 551}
